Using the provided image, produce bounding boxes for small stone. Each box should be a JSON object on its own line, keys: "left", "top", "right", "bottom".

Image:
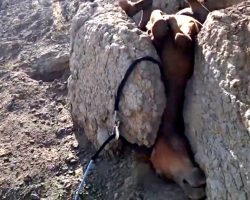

{"left": 114, "top": 193, "right": 119, "bottom": 199}
{"left": 6, "top": 99, "right": 15, "bottom": 111}
{"left": 56, "top": 128, "right": 66, "bottom": 136}
{"left": 31, "top": 109, "right": 36, "bottom": 113}
{"left": 244, "top": 109, "right": 250, "bottom": 120}
{"left": 59, "top": 116, "right": 67, "bottom": 123}
{"left": 61, "top": 165, "right": 69, "bottom": 173}
{"left": 58, "top": 107, "right": 63, "bottom": 112}
{"left": 23, "top": 175, "right": 32, "bottom": 183}
{"left": 67, "top": 170, "right": 75, "bottom": 175}
{"left": 58, "top": 84, "right": 67, "bottom": 91}
{"left": 71, "top": 141, "right": 79, "bottom": 149}
{"left": 56, "top": 126, "right": 73, "bottom": 137}
{"left": 30, "top": 191, "right": 40, "bottom": 200}
{"left": 75, "top": 168, "right": 82, "bottom": 177}
{"left": 65, "top": 182, "right": 72, "bottom": 190}
{"left": 30, "top": 140, "right": 35, "bottom": 144}
{"left": 106, "top": 182, "right": 111, "bottom": 190}
{"left": 0, "top": 148, "right": 12, "bottom": 157}
{"left": 4, "top": 157, "right": 10, "bottom": 162}
{"left": 119, "top": 162, "right": 124, "bottom": 168}
{"left": 66, "top": 125, "right": 73, "bottom": 133}
{"left": 39, "top": 99, "right": 45, "bottom": 104}
{"left": 230, "top": 79, "right": 240, "bottom": 89}
{"left": 65, "top": 153, "right": 78, "bottom": 165}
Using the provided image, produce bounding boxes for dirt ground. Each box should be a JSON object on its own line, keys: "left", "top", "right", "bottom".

{"left": 0, "top": 62, "right": 189, "bottom": 200}
{"left": 0, "top": 0, "right": 190, "bottom": 199}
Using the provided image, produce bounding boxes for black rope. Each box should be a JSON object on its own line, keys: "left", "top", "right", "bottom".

{"left": 114, "top": 56, "right": 162, "bottom": 112}
{"left": 91, "top": 134, "right": 115, "bottom": 160}
{"left": 74, "top": 55, "right": 162, "bottom": 200}
{"left": 90, "top": 56, "right": 161, "bottom": 161}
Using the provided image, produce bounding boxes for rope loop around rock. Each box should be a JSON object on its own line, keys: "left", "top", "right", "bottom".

{"left": 73, "top": 56, "right": 161, "bottom": 200}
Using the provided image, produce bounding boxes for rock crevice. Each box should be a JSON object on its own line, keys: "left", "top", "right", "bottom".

{"left": 184, "top": 2, "right": 250, "bottom": 199}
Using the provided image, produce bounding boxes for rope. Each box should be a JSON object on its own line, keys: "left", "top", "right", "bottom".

{"left": 199, "top": 1, "right": 211, "bottom": 12}
{"left": 73, "top": 56, "right": 161, "bottom": 200}
{"left": 74, "top": 159, "right": 94, "bottom": 200}
{"left": 74, "top": 133, "right": 116, "bottom": 200}
{"left": 91, "top": 134, "right": 116, "bottom": 160}
{"left": 114, "top": 56, "right": 162, "bottom": 111}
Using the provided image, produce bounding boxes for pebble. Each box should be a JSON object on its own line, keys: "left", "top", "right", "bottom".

{"left": 67, "top": 170, "right": 75, "bottom": 175}
{"left": 30, "top": 191, "right": 40, "bottom": 200}
{"left": 65, "top": 182, "right": 72, "bottom": 190}
{"left": 39, "top": 99, "right": 45, "bottom": 104}
{"left": 65, "top": 153, "right": 78, "bottom": 165}
{"left": 55, "top": 128, "right": 66, "bottom": 136}
{"left": 23, "top": 175, "right": 32, "bottom": 183}
{"left": 244, "top": 109, "right": 250, "bottom": 120}
{"left": 106, "top": 182, "right": 111, "bottom": 190}
{"left": 70, "top": 141, "right": 79, "bottom": 149}
{"left": 58, "top": 106, "right": 63, "bottom": 112}
{"left": 59, "top": 116, "right": 67, "bottom": 123}
{"left": 4, "top": 157, "right": 10, "bottom": 163}
{"left": 0, "top": 148, "right": 12, "bottom": 157}
{"left": 30, "top": 140, "right": 35, "bottom": 144}
{"left": 75, "top": 168, "right": 82, "bottom": 177}
{"left": 56, "top": 126, "right": 73, "bottom": 137}
{"left": 114, "top": 192, "right": 119, "bottom": 199}
{"left": 6, "top": 99, "right": 15, "bottom": 111}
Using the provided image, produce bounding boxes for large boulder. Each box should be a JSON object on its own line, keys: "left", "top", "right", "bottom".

{"left": 68, "top": 0, "right": 166, "bottom": 147}
{"left": 184, "top": 1, "right": 250, "bottom": 199}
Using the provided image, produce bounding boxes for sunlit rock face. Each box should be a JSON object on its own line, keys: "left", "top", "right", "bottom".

{"left": 184, "top": 1, "right": 250, "bottom": 199}
{"left": 68, "top": 0, "right": 166, "bottom": 148}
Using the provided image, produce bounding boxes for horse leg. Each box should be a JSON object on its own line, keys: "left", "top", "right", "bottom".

{"left": 119, "top": 0, "right": 152, "bottom": 17}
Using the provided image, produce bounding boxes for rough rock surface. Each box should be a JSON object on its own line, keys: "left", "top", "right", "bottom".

{"left": 0, "top": 0, "right": 82, "bottom": 80}
{"left": 68, "top": 0, "right": 166, "bottom": 147}
{"left": 203, "top": 0, "right": 246, "bottom": 11}
{"left": 184, "top": 1, "right": 250, "bottom": 199}
{"left": 0, "top": 0, "right": 189, "bottom": 199}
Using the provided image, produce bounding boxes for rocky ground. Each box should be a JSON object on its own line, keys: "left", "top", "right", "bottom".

{"left": 0, "top": 63, "right": 188, "bottom": 200}
{"left": 0, "top": 0, "right": 188, "bottom": 199}
{"left": 0, "top": 66, "right": 78, "bottom": 199}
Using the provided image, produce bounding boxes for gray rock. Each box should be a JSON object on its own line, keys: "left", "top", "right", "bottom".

{"left": 68, "top": 0, "right": 166, "bottom": 147}
{"left": 184, "top": 2, "right": 250, "bottom": 199}
{"left": 30, "top": 191, "right": 40, "bottom": 200}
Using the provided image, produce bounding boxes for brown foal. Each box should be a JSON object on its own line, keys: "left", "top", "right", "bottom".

{"left": 119, "top": 0, "right": 207, "bottom": 199}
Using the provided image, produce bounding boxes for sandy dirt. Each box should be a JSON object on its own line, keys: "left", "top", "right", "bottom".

{"left": 0, "top": 66, "right": 188, "bottom": 200}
